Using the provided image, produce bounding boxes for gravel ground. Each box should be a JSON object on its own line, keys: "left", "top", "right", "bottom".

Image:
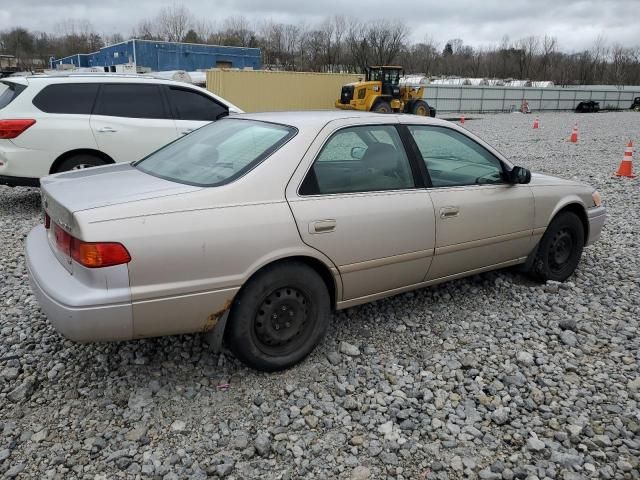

{"left": 1, "top": 111, "right": 639, "bottom": 480}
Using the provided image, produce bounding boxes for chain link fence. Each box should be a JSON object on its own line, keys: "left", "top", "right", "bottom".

{"left": 423, "top": 85, "right": 640, "bottom": 113}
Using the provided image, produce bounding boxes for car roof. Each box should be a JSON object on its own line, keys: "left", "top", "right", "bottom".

{"left": 235, "top": 110, "right": 450, "bottom": 129}
{"left": 8, "top": 73, "right": 195, "bottom": 87}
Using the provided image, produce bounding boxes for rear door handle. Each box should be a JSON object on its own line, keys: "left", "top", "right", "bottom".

{"left": 439, "top": 206, "right": 460, "bottom": 219}
{"left": 309, "top": 219, "right": 336, "bottom": 234}
{"left": 180, "top": 128, "right": 195, "bottom": 135}
{"left": 97, "top": 126, "right": 117, "bottom": 133}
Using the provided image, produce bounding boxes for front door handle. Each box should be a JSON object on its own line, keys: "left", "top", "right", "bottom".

{"left": 439, "top": 206, "right": 460, "bottom": 219}
{"left": 309, "top": 219, "right": 336, "bottom": 234}
{"left": 97, "top": 126, "right": 117, "bottom": 133}
{"left": 180, "top": 128, "right": 195, "bottom": 135}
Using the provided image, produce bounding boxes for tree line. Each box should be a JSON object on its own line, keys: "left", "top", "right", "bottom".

{"left": 2, "top": 5, "right": 640, "bottom": 86}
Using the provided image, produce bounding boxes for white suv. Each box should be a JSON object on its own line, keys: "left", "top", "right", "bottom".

{"left": 0, "top": 74, "right": 243, "bottom": 187}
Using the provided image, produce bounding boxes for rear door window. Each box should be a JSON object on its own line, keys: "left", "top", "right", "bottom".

{"left": 32, "top": 83, "right": 99, "bottom": 114}
{"left": 300, "top": 125, "right": 415, "bottom": 195}
{"left": 94, "top": 84, "right": 168, "bottom": 119}
{"left": 167, "top": 87, "right": 227, "bottom": 121}
{"left": 0, "top": 82, "right": 26, "bottom": 110}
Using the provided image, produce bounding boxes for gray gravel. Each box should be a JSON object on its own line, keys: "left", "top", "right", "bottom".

{"left": 1, "top": 111, "right": 639, "bottom": 479}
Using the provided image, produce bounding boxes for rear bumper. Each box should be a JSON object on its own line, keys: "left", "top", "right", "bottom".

{"left": 26, "top": 225, "right": 134, "bottom": 342}
{"left": 586, "top": 205, "right": 606, "bottom": 246}
{"left": 0, "top": 174, "right": 40, "bottom": 187}
{"left": 0, "top": 142, "right": 54, "bottom": 179}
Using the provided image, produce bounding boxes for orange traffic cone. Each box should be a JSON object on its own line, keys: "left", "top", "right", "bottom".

{"left": 533, "top": 117, "right": 539, "bottom": 129}
{"left": 570, "top": 124, "right": 578, "bottom": 143}
{"left": 615, "top": 141, "right": 636, "bottom": 178}
{"left": 460, "top": 114, "right": 465, "bottom": 124}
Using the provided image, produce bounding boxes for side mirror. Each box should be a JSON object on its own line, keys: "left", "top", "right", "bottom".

{"left": 351, "top": 146, "right": 366, "bottom": 160}
{"left": 509, "top": 166, "right": 531, "bottom": 184}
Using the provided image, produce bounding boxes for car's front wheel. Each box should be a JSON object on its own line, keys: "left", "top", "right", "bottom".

{"left": 226, "top": 262, "right": 331, "bottom": 371}
{"left": 530, "top": 211, "right": 585, "bottom": 282}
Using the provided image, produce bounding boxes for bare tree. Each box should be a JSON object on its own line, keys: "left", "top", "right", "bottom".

{"left": 157, "top": 4, "right": 193, "bottom": 42}
{"left": 367, "top": 20, "right": 407, "bottom": 66}
{"left": 132, "top": 19, "right": 160, "bottom": 40}
{"left": 540, "top": 35, "right": 557, "bottom": 79}
{"left": 219, "top": 16, "right": 256, "bottom": 47}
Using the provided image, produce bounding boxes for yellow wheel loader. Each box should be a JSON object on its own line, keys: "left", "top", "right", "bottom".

{"left": 335, "top": 66, "right": 436, "bottom": 117}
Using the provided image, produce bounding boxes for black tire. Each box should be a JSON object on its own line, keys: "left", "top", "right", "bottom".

{"left": 57, "top": 154, "right": 107, "bottom": 173}
{"left": 225, "top": 262, "right": 331, "bottom": 371}
{"left": 372, "top": 100, "right": 392, "bottom": 113}
{"left": 411, "top": 100, "right": 429, "bottom": 116}
{"left": 529, "top": 211, "right": 585, "bottom": 282}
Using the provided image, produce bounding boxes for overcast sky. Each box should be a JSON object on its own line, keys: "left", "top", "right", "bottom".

{"left": 1, "top": 0, "right": 637, "bottom": 52}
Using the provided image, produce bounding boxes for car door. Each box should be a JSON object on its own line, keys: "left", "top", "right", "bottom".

{"left": 286, "top": 121, "right": 436, "bottom": 302}
{"left": 90, "top": 83, "right": 178, "bottom": 162}
{"left": 406, "top": 125, "right": 534, "bottom": 281}
{"left": 165, "top": 85, "right": 229, "bottom": 137}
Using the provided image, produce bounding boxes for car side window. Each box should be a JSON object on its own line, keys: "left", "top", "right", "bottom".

{"left": 94, "top": 84, "right": 168, "bottom": 119}
{"left": 300, "top": 125, "right": 414, "bottom": 195}
{"left": 32, "top": 84, "right": 99, "bottom": 114}
{"left": 408, "top": 126, "right": 505, "bottom": 187}
{"left": 167, "top": 87, "right": 227, "bottom": 121}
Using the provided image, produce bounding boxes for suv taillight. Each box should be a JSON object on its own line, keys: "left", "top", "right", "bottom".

{"left": 0, "top": 119, "right": 36, "bottom": 139}
{"left": 53, "top": 223, "right": 130, "bottom": 268}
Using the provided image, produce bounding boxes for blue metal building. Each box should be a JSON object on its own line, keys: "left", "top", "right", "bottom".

{"left": 51, "top": 39, "right": 261, "bottom": 71}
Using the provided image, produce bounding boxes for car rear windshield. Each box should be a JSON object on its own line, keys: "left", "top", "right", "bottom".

{"left": 0, "top": 81, "right": 26, "bottom": 110}
{"left": 135, "top": 119, "right": 296, "bottom": 187}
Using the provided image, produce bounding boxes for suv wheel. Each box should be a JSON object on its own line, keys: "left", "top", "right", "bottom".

{"left": 226, "top": 262, "right": 331, "bottom": 371}
{"left": 57, "top": 154, "right": 106, "bottom": 173}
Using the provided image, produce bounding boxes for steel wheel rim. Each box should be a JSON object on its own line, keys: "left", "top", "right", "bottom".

{"left": 415, "top": 105, "right": 427, "bottom": 116}
{"left": 253, "top": 286, "right": 313, "bottom": 356}
{"left": 549, "top": 228, "right": 574, "bottom": 273}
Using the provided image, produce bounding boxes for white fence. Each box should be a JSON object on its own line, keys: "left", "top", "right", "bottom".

{"left": 423, "top": 85, "right": 640, "bottom": 113}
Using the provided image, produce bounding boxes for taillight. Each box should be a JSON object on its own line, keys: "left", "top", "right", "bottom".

{"left": 44, "top": 212, "right": 50, "bottom": 229}
{"left": 52, "top": 223, "right": 130, "bottom": 268}
{"left": 0, "top": 119, "right": 36, "bottom": 139}
{"left": 70, "top": 239, "right": 131, "bottom": 268}
{"left": 54, "top": 223, "right": 72, "bottom": 254}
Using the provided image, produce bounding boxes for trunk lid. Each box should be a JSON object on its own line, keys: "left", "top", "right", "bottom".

{"left": 40, "top": 162, "right": 201, "bottom": 213}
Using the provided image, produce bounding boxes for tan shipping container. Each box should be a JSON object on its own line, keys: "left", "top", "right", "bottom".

{"left": 206, "top": 69, "right": 361, "bottom": 112}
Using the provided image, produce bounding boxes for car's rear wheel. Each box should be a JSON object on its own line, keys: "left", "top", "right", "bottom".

{"left": 372, "top": 100, "right": 392, "bottom": 113}
{"left": 226, "top": 262, "right": 331, "bottom": 371}
{"left": 57, "top": 154, "right": 106, "bottom": 173}
{"left": 530, "top": 211, "right": 584, "bottom": 282}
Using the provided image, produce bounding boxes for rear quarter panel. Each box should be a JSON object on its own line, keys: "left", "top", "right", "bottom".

{"left": 72, "top": 133, "right": 340, "bottom": 338}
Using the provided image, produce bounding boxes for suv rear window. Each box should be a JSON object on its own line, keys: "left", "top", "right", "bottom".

{"left": 135, "top": 119, "right": 296, "bottom": 187}
{"left": 0, "top": 82, "right": 26, "bottom": 110}
{"left": 94, "top": 84, "right": 168, "bottom": 119}
{"left": 32, "top": 83, "right": 99, "bottom": 114}
{"left": 167, "top": 86, "right": 227, "bottom": 121}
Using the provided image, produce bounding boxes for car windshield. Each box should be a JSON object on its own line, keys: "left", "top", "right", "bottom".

{"left": 135, "top": 119, "right": 296, "bottom": 187}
